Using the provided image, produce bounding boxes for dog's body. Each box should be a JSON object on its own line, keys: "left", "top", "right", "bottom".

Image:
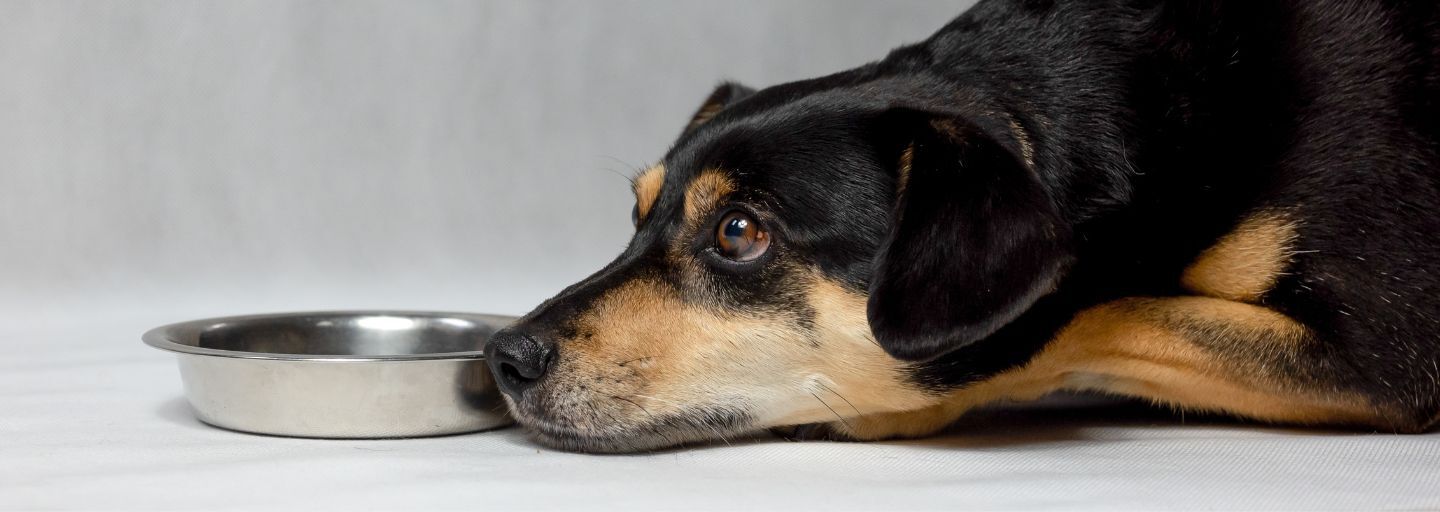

{"left": 487, "top": 0, "right": 1440, "bottom": 452}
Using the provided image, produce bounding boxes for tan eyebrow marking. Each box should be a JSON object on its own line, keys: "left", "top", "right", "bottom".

{"left": 682, "top": 169, "right": 736, "bottom": 226}
{"left": 633, "top": 164, "right": 666, "bottom": 222}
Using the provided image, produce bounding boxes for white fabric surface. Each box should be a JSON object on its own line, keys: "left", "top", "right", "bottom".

{"left": 4, "top": 295, "right": 1438, "bottom": 511}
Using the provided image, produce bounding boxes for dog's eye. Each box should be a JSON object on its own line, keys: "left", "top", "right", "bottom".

{"left": 715, "top": 211, "right": 769, "bottom": 261}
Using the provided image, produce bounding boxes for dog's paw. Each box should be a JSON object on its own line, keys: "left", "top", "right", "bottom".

{"left": 769, "top": 422, "right": 855, "bottom": 442}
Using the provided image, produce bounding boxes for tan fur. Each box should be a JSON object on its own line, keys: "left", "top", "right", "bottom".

{"left": 1182, "top": 211, "right": 1298, "bottom": 303}
{"left": 534, "top": 276, "right": 799, "bottom": 439}
{"left": 688, "top": 103, "right": 725, "bottom": 131}
{"left": 533, "top": 272, "right": 932, "bottom": 444}
{"left": 632, "top": 164, "right": 665, "bottom": 222}
{"left": 896, "top": 143, "right": 914, "bottom": 197}
{"left": 682, "top": 169, "right": 736, "bottom": 226}
{"left": 1009, "top": 119, "right": 1036, "bottom": 169}
{"left": 824, "top": 296, "right": 1386, "bottom": 441}
{"left": 1036, "top": 298, "right": 1374, "bottom": 423}
{"left": 766, "top": 278, "right": 936, "bottom": 427}
{"left": 929, "top": 119, "right": 961, "bottom": 141}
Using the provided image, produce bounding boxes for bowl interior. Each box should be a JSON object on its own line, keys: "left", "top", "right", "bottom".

{"left": 163, "top": 313, "right": 507, "bottom": 357}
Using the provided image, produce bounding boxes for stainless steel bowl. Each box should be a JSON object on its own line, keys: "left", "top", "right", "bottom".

{"left": 144, "top": 311, "right": 516, "bottom": 439}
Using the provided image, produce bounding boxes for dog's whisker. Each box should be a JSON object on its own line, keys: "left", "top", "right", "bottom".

{"left": 612, "top": 395, "right": 654, "bottom": 419}
{"left": 700, "top": 412, "right": 734, "bottom": 447}
{"left": 631, "top": 393, "right": 683, "bottom": 408}
{"left": 599, "top": 156, "right": 646, "bottom": 185}
{"left": 616, "top": 356, "right": 656, "bottom": 367}
{"left": 810, "top": 391, "right": 854, "bottom": 433}
{"left": 598, "top": 154, "right": 640, "bottom": 171}
{"left": 816, "top": 381, "right": 863, "bottom": 417}
{"left": 598, "top": 166, "right": 634, "bottom": 185}
{"left": 632, "top": 393, "right": 734, "bottom": 446}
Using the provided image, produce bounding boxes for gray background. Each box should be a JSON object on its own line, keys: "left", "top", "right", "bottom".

{"left": 1, "top": 0, "right": 971, "bottom": 317}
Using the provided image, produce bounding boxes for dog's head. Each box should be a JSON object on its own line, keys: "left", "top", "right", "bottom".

{"left": 485, "top": 76, "right": 1074, "bottom": 452}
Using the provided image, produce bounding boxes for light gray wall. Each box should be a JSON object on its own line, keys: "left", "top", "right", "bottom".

{"left": 1, "top": 1, "right": 975, "bottom": 316}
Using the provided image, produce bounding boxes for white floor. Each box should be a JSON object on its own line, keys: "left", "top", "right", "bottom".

{"left": 6, "top": 295, "right": 1438, "bottom": 511}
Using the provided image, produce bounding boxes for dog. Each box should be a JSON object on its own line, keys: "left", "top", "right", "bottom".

{"left": 484, "top": 0, "right": 1440, "bottom": 453}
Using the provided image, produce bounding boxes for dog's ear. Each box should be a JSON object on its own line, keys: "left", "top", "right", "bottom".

{"left": 684, "top": 82, "right": 755, "bottom": 133}
{"left": 867, "top": 112, "right": 1074, "bottom": 362}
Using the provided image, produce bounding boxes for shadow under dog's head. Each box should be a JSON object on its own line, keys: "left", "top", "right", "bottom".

{"left": 484, "top": 74, "right": 1074, "bottom": 453}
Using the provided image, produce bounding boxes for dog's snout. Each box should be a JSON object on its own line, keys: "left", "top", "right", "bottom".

{"left": 485, "top": 328, "right": 555, "bottom": 399}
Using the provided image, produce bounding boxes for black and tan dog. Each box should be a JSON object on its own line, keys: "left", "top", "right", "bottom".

{"left": 484, "top": 0, "right": 1440, "bottom": 452}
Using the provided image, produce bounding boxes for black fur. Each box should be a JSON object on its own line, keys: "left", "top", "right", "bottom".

{"left": 867, "top": 114, "right": 1073, "bottom": 361}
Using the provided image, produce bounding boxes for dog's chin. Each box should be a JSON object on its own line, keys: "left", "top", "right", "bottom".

{"left": 520, "top": 422, "right": 702, "bottom": 454}
{"left": 507, "top": 404, "right": 754, "bottom": 454}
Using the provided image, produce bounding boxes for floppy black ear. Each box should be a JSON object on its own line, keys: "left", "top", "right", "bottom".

{"left": 683, "top": 82, "right": 755, "bottom": 134}
{"left": 867, "top": 115, "right": 1074, "bottom": 362}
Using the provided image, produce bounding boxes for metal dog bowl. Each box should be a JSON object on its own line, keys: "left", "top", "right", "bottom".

{"left": 144, "top": 311, "right": 516, "bottom": 439}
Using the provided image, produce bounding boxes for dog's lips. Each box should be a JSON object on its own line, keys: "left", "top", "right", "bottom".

{"left": 522, "top": 421, "right": 680, "bottom": 453}
{"left": 505, "top": 396, "right": 754, "bottom": 453}
{"left": 513, "top": 412, "right": 705, "bottom": 453}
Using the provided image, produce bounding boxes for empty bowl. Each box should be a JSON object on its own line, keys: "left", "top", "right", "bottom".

{"left": 143, "top": 311, "right": 516, "bottom": 438}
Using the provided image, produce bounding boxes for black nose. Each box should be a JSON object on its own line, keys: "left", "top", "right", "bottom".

{"left": 485, "top": 328, "right": 555, "bottom": 399}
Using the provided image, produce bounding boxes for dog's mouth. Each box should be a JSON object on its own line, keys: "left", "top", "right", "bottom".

{"left": 506, "top": 398, "right": 755, "bottom": 453}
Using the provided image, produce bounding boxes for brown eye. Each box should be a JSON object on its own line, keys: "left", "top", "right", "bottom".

{"left": 715, "top": 211, "right": 770, "bottom": 261}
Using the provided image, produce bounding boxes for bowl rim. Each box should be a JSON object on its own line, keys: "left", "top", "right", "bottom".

{"left": 142, "top": 310, "right": 516, "bottom": 362}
